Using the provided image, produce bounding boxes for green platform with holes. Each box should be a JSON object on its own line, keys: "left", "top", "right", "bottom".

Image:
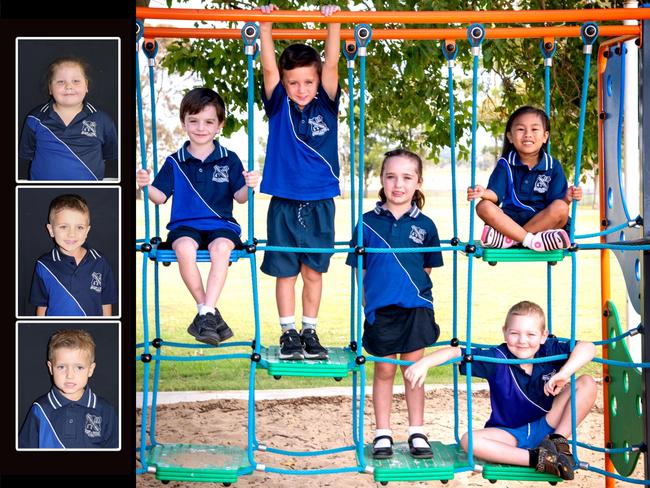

{"left": 260, "top": 346, "right": 358, "bottom": 379}
{"left": 605, "top": 301, "right": 644, "bottom": 476}
{"left": 482, "top": 462, "right": 562, "bottom": 483}
{"left": 479, "top": 244, "right": 565, "bottom": 265}
{"left": 146, "top": 444, "right": 249, "bottom": 484}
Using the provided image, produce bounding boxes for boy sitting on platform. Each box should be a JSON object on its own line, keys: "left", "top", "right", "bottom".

{"left": 405, "top": 301, "right": 597, "bottom": 479}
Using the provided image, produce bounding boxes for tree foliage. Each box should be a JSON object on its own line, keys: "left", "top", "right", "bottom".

{"left": 160, "top": 0, "right": 623, "bottom": 181}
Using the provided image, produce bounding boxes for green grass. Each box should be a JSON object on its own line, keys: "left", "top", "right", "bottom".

{"left": 136, "top": 183, "right": 626, "bottom": 391}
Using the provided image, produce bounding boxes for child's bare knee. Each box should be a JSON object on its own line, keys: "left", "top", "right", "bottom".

{"left": 475, "top": 199, "right": 496, "bottom": 218}
{"left": 577, "top": 375, "right": 597, "bottom": 397}
{"left": 209, "top": 239, "right": 234, "bottom": 257}
{"left": 460, "top": 433, "right": 469, "bottom": 452}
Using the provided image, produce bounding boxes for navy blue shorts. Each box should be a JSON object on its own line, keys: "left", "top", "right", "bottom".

{"left": 261, "top": 196, "right": 335, "bottom": 277}
{"left": 166, "top": 225, "right": 243, "bottom": 250}
{"left": 500, "top": 415, "right": 554, "bottom": 449}
{"left": 503, "top": 207, "right": 571, "bottom": 231}
{"left": 363, "top": 305, "right": 440, "bottom": 357}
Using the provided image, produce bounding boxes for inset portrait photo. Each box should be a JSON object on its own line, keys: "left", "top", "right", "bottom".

{"left": 16, "top": 186, "right": 120, "bottom": 318}
{"left": 16, "top": 38, "right": 120, "bottom": 182}
{"left": 17, "top": 322, "right": 121, "bottom": 450}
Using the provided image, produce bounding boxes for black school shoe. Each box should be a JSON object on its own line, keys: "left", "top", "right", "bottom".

{"left": 372, "top": 435, "right": 394, "bottom": 459}
{"left": 187, "top": 313, "right": 221, "bottom": 346}
{"left": 408, "top": 433, "right": 433, "bottom": 459}
{"left": 279, "top": 329, "right": 304, "bottom": 360}
{"left": 300, "top": 329, "right": 329, "bottom": 360}
{"left": 212, "top": 308, "right": 234, "bottom": 342}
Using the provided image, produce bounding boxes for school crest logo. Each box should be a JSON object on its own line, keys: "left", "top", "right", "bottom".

{"left": 409, "top": 225, "right": 426, "bottom": 245}
{"left": 84, "top": 413, "right": 102, "bottom": 438}
{"left": 81, "top": 120, "right": 97, "bottom": 138}
{"left": 308, "top": 115, "right": 329, "bottom": 137}
{"left": 534, "top": 175, "right": 551, "bottom": 194}
{"left": 90, "top": 272, "right": 102, "bottom": 293}
{"left": 212, "top": 165, "right": 229, "bottom": 183}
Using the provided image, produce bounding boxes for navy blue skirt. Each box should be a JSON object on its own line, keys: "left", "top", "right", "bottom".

{"left": 363, "top": 305, "right": 439, "bottom": 357}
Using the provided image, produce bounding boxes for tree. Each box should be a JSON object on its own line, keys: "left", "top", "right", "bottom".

{"left": 159, "top": 0, "right": 622, "bottom": 179}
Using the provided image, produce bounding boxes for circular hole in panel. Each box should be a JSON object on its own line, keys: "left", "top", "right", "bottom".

{"left": 624, "top": 441, "right": 630, "bottom": 463}
{"left": 623, "top": 371, "right": 629, "bottom": 393}
{"left": 611, "top": 396, "right": 617, "bottom": 416}
{"left": 635, "top": 259, "right": 640, "bottom": 281}
{"left": 607, "top": 75, "right": 613, "bottom": 96}
{"left": 607, "top": 187, "right": 613, "bottom": 209}
{"left": 637, "top": 395, "right": 642, "bottom": 417}
{"left": 610, "top": 329, "right": 617, "bottom": 350}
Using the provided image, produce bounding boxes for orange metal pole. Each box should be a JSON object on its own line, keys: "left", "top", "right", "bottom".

{"left": 144, "top": 24, "right": 640, "bottom": 41}
{"left": 136, "top": 6, "right": 650, "bottom": 24}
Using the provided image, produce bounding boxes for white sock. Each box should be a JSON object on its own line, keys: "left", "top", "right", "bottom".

{"left": 522, "top": 232, "right": 534, "bottom": 249}
{"left": 374, "top": 428, "right": 392, "bottom": 448}
{"left": 280, "top": 315, "right": 296, "bottom": 332}
{"left": 408, "top": 425, "right": 429, "bottom": 449}
{"left": 197, "top": 303, "right": 204, "bottom": 313}
{"left": 302, "top": 315, "right": 317, "bottom": 331}
{"left": 199, "top": 305, "right": 215, "bottom": 316}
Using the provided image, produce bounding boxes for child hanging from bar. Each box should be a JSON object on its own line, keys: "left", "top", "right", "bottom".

{"left": 467, "top": 106, "right": 583, "bottom": 251}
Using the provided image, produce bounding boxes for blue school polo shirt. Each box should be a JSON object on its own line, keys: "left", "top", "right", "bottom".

{"left": 459, "top": 338, "right": 572, "bottom": 429}
{"left": 487, "top": 149, "right": 568, "bottom": 214}
{"left": 19, "top": 387, "right": 118, "bottom": 449}
{"left": 30, "top": 247, "right": 117, "bottom": 316}
{"left": 152, "top": 141, "right": 245, "bottom": 234}
{"left": 260, "top": 82, "right": 341, "bottom": 201}
{"left": 19, "top": 101, "right": 118, "bottom": 181}
{"left": 346, "top": 203, "right": 444, "bottom": 325}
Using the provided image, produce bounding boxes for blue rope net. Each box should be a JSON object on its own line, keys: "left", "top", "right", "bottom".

{"left": 135, "top": 19, "right": 650, "bottom": 484}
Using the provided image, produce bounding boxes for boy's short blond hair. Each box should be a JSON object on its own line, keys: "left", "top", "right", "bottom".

{"left": 504, "top": 301, "right": 546, "bottom": 331}
{"left": 48, "top": 194, "right": 90, "bottom": 224}
{"left": 48, "top": 329, "right": 96, "bottom": 363}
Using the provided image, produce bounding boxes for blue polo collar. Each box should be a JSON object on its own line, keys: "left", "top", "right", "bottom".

{"left": 176, "top": 140, "right": 228, "bottom": 164}
{"left": 41, "top": 100, "right": 97, "bottom": 118}
{"left": 505, "top": 149, "right": 553, "bottom": 172}
{"left": 51, "top": 246, "right": 101, "bottom": 264}
{"left": 373, "top": 202, "right": 421, "bottom": 219}
{"left": 47, "top": 386, "right": 96, "bottom": 409}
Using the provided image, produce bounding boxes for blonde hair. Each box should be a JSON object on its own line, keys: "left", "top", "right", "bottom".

{"left": 48, "top": 329, "right": 95, "bottom": 363}
{"left": 504, "top": 301, "right": 546, "bottom": 331}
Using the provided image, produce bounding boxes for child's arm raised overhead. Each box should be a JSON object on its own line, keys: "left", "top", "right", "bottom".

{"left": 404, "top": 346, "right": 461, "bottom": 389}
{"left": 543, "top": 340, "right": 596, "bottom": 396}
{"left": 320, "top": 5, "right": 341, "bottom": 100}
{"left": 258, "top": 4, "right": 280, "bottom": 99}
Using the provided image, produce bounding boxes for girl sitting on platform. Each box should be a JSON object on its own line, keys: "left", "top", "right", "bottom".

{"left": 347, "top": 149, "right": 443, "bottom": 459}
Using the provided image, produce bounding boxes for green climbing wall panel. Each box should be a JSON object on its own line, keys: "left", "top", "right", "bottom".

{"left": 605, "top": 301, "right": 644, "bottom": 476}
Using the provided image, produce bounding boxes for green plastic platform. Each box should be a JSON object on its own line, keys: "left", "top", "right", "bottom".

{"left": 482, "top": 462, "right": 562, "bottom": 483}
{"left": 146, "top": 444, "right": 249, "bottom": 483}
{"left": 260, "top": 346, "right": 358, "bottom": 379}
{"left": 605, "top": 301, "right": 644, "bottom": 476}
{"left": 362, "top": 441, "right": 465, "bottom": 483}
{"left": 479, "top": 244, "right": 564, "bottom": 265}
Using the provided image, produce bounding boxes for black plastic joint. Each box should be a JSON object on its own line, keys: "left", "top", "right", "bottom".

{"left": 637, "top": 325, "right": 645, "bottom": 335}
{"left": 606, "top": 441, "right": 613, "bottom": 449}
{"left": 639, "top": 442, "right": 647, "bottom": 453}
{"left": 253, "top": 237, "right": 259, "bottom": 245}
{"left": 604, "top": 375, "right": 611, "bottom": 383}
{"left": 349, "top": 341, "right": 358, "bottom": 352}
{"left": 450, "top": 237, "right": 459, "bottom": 246}
{"left": 162, "top": 262, "right": 171, "bottom": 267}
{"left": 140, "top": 353, "right": 152, "bottom": 363}
{"left": 599, "top": 111, "right": 607, "bottom": 120}
{"left": 463, "top": 354, "right": 473, "bottom": 363}
{"left": 614, "top": 46, "right": 621, "bottom": 55}
{"left": 601, "top": 219, "right": 609, "bottom": 227}
{"left": 151, "top": 338, "right": 163, "bottom": 349}
{"left": 251, "top": 339, "right": 256, "bottom": 350}
{"left": 465, "top": 244, "right": 476, "bottom": 254}
{"left": 250, "top": 353, "right": 261, "bottom": 362}
{"left": 634, "top": 215, "right": 643, "bottom": 226}
{"left": 245, "top": 244, "right": 256, "bottom": 254}
{"left": 354, "top": 246, "right": 366, "bottom": 255}
{"left": 635, "top": 39, "right": 641, "bottom": 46}
{"left": 450, "top": 338, "right": 460, "bottom": 347}
{"left": 355, "top": 355, "right": 366, "bottom": 365}
{"left": 603, "top": 49, "right": 610, "bottom": 59}
{"left": 140, "top": 243, "right": 152, "bottom": 253}
{"left": 150, "top": 236, "right": 162, "bottom": 245}
{"left": 568, "top": 244, "right": 579, "bottom": 253}
{"left": 603, "top": 309, "right": 611, "bottom": 317}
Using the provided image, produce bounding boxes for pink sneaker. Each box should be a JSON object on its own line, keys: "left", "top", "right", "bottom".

{"left": 530, "top": 229, "right": 571, "bottom": 252}
{"left": 481, "top": 225, "right": 516, "bottom": 249}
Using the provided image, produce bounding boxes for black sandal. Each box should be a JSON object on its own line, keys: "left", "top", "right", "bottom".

{"left": 372, "top": 435, "right": 394, "bottom": 459}
{"left": 408, "top": 433, "right": 433, "bottom": 459}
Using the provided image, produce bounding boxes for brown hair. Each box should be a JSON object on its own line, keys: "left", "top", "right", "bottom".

{"left": 48, "top": 329, "right": 96, "bottom": 363}
{"left": 504, "top": 300, "right": 546, "bottom": 331}
{"left": 48, "top": 194, "right": 90, "bottom": 224}
{"left": 278, "top": 43, "right": 322, "bottom": 80}
{"left": 378, "top": 149, "right": 425, "bottom": 209}
{"left": 179, "top": 87, "right": 226, "bottom": 123}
